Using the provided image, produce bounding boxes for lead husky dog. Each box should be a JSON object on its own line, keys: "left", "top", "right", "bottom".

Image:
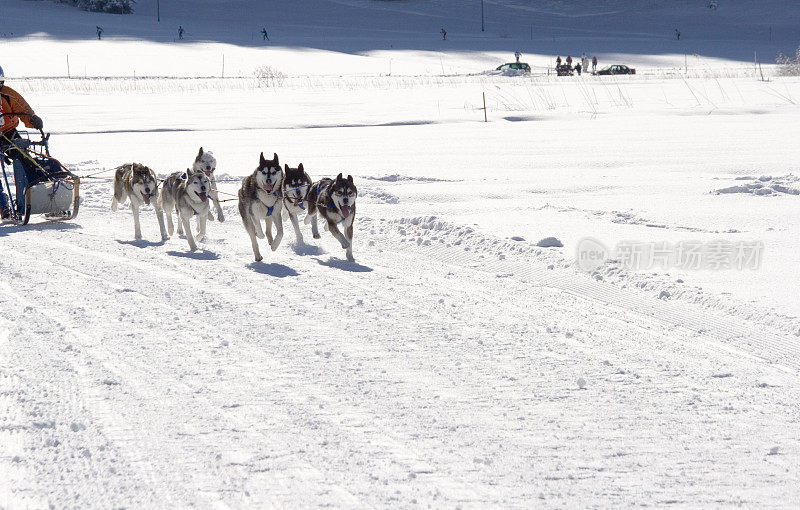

{"left": 238, "top": 152, "right": 284, "bottom": 262}
{"left": 282, "top": 163, "right": 315, "bottom": 243}
{"left": 305, "top": 173, "right": 357, "bottom": 262}
{"left": 160, "top": 169, "right": 211, "bottom": 251}
{"left": 111, "top": 163, "right": 168, "bottom": 241}
{"left": 192, "top": 147, "right": 224, "bottom": 223}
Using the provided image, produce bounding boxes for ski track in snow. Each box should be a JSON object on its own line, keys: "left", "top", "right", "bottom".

{"left": 2, "top": 175, "right": 799, "bottom": 508}
{"left": 3, "top": 0, "right": 800, "bottom": 505}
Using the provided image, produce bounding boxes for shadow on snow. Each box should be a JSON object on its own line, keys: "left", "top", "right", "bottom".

{"left": 316, "top": 257, "right": 373, "bottom": 273}
{"left": 247, "top": 261, "right": 300, "bottom": 277}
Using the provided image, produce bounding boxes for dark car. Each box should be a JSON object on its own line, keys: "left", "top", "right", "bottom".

{"left": 496, "top": 62, "right": 531, "bottom": 73}
{"left": 596, "top": 64, "right": 636, "bottom": 75}
{"left": 556, "top": 64, "right": 573, "bottom": 76}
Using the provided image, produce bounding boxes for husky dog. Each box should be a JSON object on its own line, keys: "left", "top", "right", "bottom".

{"left": 111, "top": 163, "right": 168, "bottom": 241}
{"left": 238, "top": 152, "right": 284, "bottom": 262}
{"left": 305, "top": 173, "right": 357, "bottom": 262}
{"left": 160, "top": 169, "right": 211, "bottom": 251}
{"left": 192, "top": 147, "right": 224, "bottom": 223}
{"left": 282, "top": 163, "right": 315, "bottom": 243}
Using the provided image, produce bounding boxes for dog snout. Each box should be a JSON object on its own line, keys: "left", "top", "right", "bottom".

{"left": 206, "top": 165, "right": 211, "bottom": 171}
{"left": 201, "top": 185, "right": 207, "bottom": 192}
{"left": 144, "top": 187, "right": 151, "bottom": 194}
{"left": 343, "top": 197, "right": 349, "bottom": 204}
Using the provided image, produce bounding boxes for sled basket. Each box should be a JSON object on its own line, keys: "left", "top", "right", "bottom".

{"left": 3, "top": 150, "right": 80, "bottom": 225}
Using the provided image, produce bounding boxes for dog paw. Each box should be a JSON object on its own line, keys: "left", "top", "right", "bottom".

{"left": 162, "top": 235, "right": 170, "bottom": 241}
{"left": 218, "top": 214, "right": 225, "bottom": 222}
{"left": 255, "top": 255, "right": 263, "bottom": 262}
{"left": 346, "top": 254, "right": 355, "bottom": 262}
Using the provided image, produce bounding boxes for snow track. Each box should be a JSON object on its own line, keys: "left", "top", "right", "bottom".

{"left": 2, "top": 196, "right": 799, "bottom": 507}
{"left": 376, "top": 216, "right": 800, "bottom": 373}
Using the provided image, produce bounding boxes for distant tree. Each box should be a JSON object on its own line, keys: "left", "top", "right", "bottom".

{"left": 776, "top": 46, "right": 800, "bottom": 76}
{"left": 50, "top": 0, "right": 135, "bottom": 14}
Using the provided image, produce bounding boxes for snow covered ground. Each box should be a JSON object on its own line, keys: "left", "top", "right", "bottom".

{"left": 2, "top": 0, "right": 800, "bottom": 508}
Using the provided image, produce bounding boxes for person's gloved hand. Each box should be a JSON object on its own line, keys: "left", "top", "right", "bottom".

{"left": 30, "top": 114, "right": 43, "bottom": 130}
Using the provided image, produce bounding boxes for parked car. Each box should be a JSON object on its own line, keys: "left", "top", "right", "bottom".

{"left": 496, "top": 62, "right": 531, "bottom": 74}
{"left": 556, "top": 64, "right": 573, "bottom": 76}
{"left": 595, "top": 64, "right": 636, "bottom": 75}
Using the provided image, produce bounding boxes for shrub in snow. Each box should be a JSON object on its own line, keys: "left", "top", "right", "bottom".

{"left": 254, "top": 66, "right": 287, "bottom": 88}
{"left": 775, "top": 46, "right": 800, "bottom": 76}
{"left": 50, "top": 0, "right": 135, "bottom": 14}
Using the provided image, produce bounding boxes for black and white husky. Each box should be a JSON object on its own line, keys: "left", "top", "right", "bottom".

{"left": 111, "top": 163, "right": 168, "bottom": 241}
{"left": 305, "top": 173, "right": 357, "bottom": 262}
{"left": 282, "top": 163, "right": 315, "bottom": 243}
{"left": 160, "top": 169, "right": 211, "bottom": 251}
{"left": 192, "top": 147, "right": 224, "bottom": 222}
{"left": 238, "top": 152, "right": 284, "bottom": 262}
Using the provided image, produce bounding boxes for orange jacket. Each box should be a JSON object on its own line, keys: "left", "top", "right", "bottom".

{"left": 0, "top": 85, "right": 36, "bottom": 136}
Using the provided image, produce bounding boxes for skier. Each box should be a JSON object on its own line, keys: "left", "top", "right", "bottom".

{"left": 575, "top": 62, "right": 582, "bottom": 75}
{"left": 178, "top": 26, "right": 184, "bottom": 40}
{"left": 441, "top": 28, "right": 446, "bottom": 40}
{"left": 675, "top": 28, "right": 681, "bottom": 40}
{"left": 96, "top": 26, "right": 103, "bottom": 40}
{"left": 515, "top": 51, "right": 521, "bottom": 63}
{"left": 261, "top": 27, "right": 269, "bottom": 41}
{"left": 592, "top": 56, "right": 598, "bottom": 73}
{"left": 0, "top": 66, "right": 44, "bottom": 219}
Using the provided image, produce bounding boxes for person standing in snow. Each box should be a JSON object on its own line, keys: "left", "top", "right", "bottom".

{"left": 566, "top": 55, "right": 573, "bottom": 67}
{"left": 581, "top": 53, "right": 589, "bottom": 73}
{"left": 0, "top": 66, "right": 44, "bottom": 219}
{"left": 592, "top": 56, "right": 598, "bottom": 73}
{"left": 96, "top": 26, "right": 103, "bottom": 40}
{"left": 515, "top": 51, "right": 521, "bottom": 63}
{"left": 441, "top": 28, "right": 447, "bottom": 40}
{"left": 575, "top": 62, "right": 582, "bottom": 75}
{"left": 556, "top": 55, "right": 562, "bottom": 69}
{"left": 261, "top": 27, "right": 269, "bottom": 41}
{"left": 178, "top": 26, "right": 184, "bottom": 40}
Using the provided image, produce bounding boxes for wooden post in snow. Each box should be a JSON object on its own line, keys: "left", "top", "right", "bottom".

{"left": 483, "top": 92, "right": 487, "bottom": 122}
{"left": 754, "top": 51, "right": 758, "bottom": 77}
{"left": 66, "top": 55, "right": 70, "bottom": 78}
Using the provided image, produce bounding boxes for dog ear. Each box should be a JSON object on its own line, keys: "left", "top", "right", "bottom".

{"left": 347, "top": 174, "right": 353, "bottom": 183}
{"left": 260, "top": 152, "right": 266, "bottom": 165}
{"left": 284, "top": 164, "right": 289, "bottom": 171}
{"left": 336, "top": 173, "right": 343, "bottom": 181}
{"left": 196, "top": 147, "right": 204, "bottom": 160}
{"left": 298, "top": 163, "right": 304, "bottom": 172}
{"left": 273, "top": 153, "right": 279, "bottom": 165}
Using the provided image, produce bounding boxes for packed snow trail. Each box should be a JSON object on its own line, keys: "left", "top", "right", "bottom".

{"left": 1, "top": 186, "right": 799, "bottom": 507}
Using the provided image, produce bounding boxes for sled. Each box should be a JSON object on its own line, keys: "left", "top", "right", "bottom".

{"left": 0, "top": 130, "right": 80, "bottom": 225}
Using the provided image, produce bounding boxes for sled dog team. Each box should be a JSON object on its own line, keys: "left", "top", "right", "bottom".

{"left": 111, "top": 147, "right": 358, "bottom": 262}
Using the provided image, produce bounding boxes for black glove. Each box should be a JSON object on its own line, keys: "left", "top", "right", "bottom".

{"left": 30, "top": 114, "right": 43, "bottom": 130}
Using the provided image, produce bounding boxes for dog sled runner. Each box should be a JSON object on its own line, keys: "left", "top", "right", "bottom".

{"left": 1, "top": 130, "right": 80, "bottom": 225}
